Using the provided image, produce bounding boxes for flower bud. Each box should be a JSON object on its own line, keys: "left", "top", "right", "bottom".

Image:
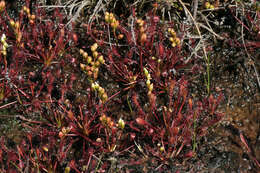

{"left": 0, "top": 1, "right": 5, "bottom": 12}
{"left": 15, "top": 21, "right": 20, "bottom": 29}
{"left": 87, "top": 56, "right": 92, "bottom": 64}
{"left": 79, "top": 49, "right": 84, "bottom": 55}
{"left": 42, "top": 146, "right": 48, "bottom": 152}
{"left": 1, "top": 33, "right": 6, "bottom": 42}
{"left": 105, "top": 12, "right": 110, "bottom": 23}
{"left": 140, "top": 26, "right": 145, "bottom": 33}
{"left": 102, "top": 93, "right": 108, "bottom": 102}
{"left": 111, "top": 20, "right": 119, "bottom": 30}
{"left": 175, "top": 38, "right": 181, "bottom": 45}
{"left": 2, "top": 45, "right": 6, "bottom": 52}
{"left": 83, "top": 52, "right": 88, "bottom": 58}
{"left": 80, "top": 63, "right": 86, "bottom": 70}
{"left": 98, "top": 55, "right": 104, "bottom": 64}
{"left": 146, "top": 79, "right": 151, "bottom": 86}
{"left": 118, "top": 118, "right": 125, "bottom": 129}
{"left": 2, "top": 50, "right": 6, "bottom": 56}
{"left": 159, "top": 146, "right": 165, "bottom": 152}
{"left": 171, "top": 42, "right": 176, "bottom": 47}
{"left": 99, "top": 87, "right": 105, "bottom": 95}
{"left": 148, "top": 83, "right": 153, "bottom": 92}
{"left": 91, "top": 43, "right": 98, "bottom": 52}
{"left": 147, "top": 74, "right": 151, "bottom": 80}
{"left": 64, "top": 167, "right": 70, "bottom": 173}
{"left": 25, "top": 7, "right": 30, "bottom": 14}
{"left": 10, "top": 19, "right": 15, "bottom": 27}
{"left": 92, "top": 51, "right": 98, "bottom": 58}
{"left": 30, "top": 14, "right": 36, "bottom": 20}
{"left": 96, "top": 138, "right": 102, "bottom": 142}
{"left": 117, "top": 34, "right": 124, "bottom": 39}
{"left": 210, "top": 5, "right": 214, "bottom": 9}
{"left": 143, "top": 67, "right": 149, "bottom": 77}
{"left": 205, "top": 2, "right": 210, "bottom": 9}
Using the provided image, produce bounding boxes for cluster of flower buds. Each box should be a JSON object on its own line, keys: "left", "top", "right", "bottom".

{"left": 157, "top": 143, "right": 165, "bottom": 152}
{"left": 58, "top": 126, "right": 72, "bottom": 139}
{"left": 0, "top": 0, "right": 5, "bottom": 12}
{"left": 91, "top": 82, "right": 108, "bottom": 103}
{"left": 80, "top": 43, "right": 105, "bottom": 80}
{"left": 23, "top": 6, "right": 36, "bottom": 25}
{"left": 99, "top": 114, "right": 114, "bottom": 128}
{"left": 137, "top": 19, "right": 147, "bottom": 45}
{"left": 1, "top": 34, "right": 8, "bottom": 56}
{"left": 204, "top": 2, "right": 215, "bottom": 9}
{"left": 151, "top": 56, "right": 161, "bottom": 64}
{"left": 144, "top": 67, "right": 156, "bottom": 107}
{"left": 105, "top": 12, "right": 119, "bottom": 31}
{"left": 168, "top": 28, "right": 180, "bottom": 47}
{"left": 9, "top": 19, "right": 22, "bottom": 44}
{"left": 143, "top": 67, "right": 153, "bottom": 95}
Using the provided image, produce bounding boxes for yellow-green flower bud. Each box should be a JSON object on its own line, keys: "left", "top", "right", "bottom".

{"left": 209, "top": 5, "right": 214, "bottom": 9}
{"left": 10, "top": 19, "right": 15, "bottom": 27}
{"left": 105, "top": 12, "right": 110, "bottom": 23}
{"left": 147, "top": 74, "right": 151, "bottom": 80}
{"left": 98, "top": 55, "right": 105, "bottom": 64}
{"left": 91, "top": 43, "right": 98, "bottom": 52}
{"left": 64, "top": 166, "right": 70, "bottom": 173}
{"left": 102, "top": 93, "right": 108, "bottom": 102}
{"left": 2, "top": 50, "right": 6, "bottom": 56}
{"left": 118, "top": 118, "right": 125, "bottom": 129}
{"left": 148, "top": 83, "right": 153, "bottom": 92}
{"left": 79, "top": 49, "right": 84, "bottom": 55}
{"left": 93, "top": 51, "right": 98, "bottom": 58}
{"left": 87, "top": 56, "right": 92, "bottom": 64}
{"left": 205, "top": 2, "right": 210, "bottom": 9}
{"left": 1, "top": 34, "right": 6, "bottom": 43}
{"left": 146, "top": 79, "right": 151, "bottom": 86}
{"left": 2, "top": 45, "right": 6, "bottom": 52}
{"left": 83, "top": 52, "right": 88, "bottom": 58}
{"left": 171, "top": 42, "right": 176, "bottom": 47}
{"left": 143, "top": 67, "right": 149, "bottom": 77}
{"left": 159, "top": 146, "right": 165, "bottom": 152}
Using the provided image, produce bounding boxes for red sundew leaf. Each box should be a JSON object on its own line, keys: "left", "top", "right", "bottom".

{"left": 129, "top": 121, "right": 140, "bottom": 132}
{"left": 184, "top": 150, "right": 194, "bottom": 158}
{"left": 130, "top": 133, "right": 136, "bottom": 140}
{"left": 188, "top": 98, "right": 192, "bottom": 110}
{"left": 159, "top": 43, "right": 164, "bottom": 57}
{"left": 169, "top": 136, "right": 175, "bottom": 145}
{"left": 0, "top": 149, "right": 2, "bottom": 163}
{"left": 16, "top": 145, "right": 24, "bottom": 158}
{"left": 171, "top": 127, "right": 179, "bottom": 137}
{"left": 175, "top": 142, "right": 184, "bottom": 156}
{"left": 7, "top": 151, "right": 18, "bottom": 162}
{"left": 70, "top": 160, "right": 81, "bottom": 173}
{"left": 111, "top": 46, "right": 121, "bottom": 58}
{"left": 67, "top": 110, "right": 75, "bottom": 121}
{"left": 72, "top": 33, "right": 78, "bottom": 44}
{"left": 153, "top": 16, "right": 160, "bottom": 23}
{"left": 136, "top": 117, "right": 148, "bottom": 126}
{"left": 240, "top": 132, "right": 251, "bottom": 153}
